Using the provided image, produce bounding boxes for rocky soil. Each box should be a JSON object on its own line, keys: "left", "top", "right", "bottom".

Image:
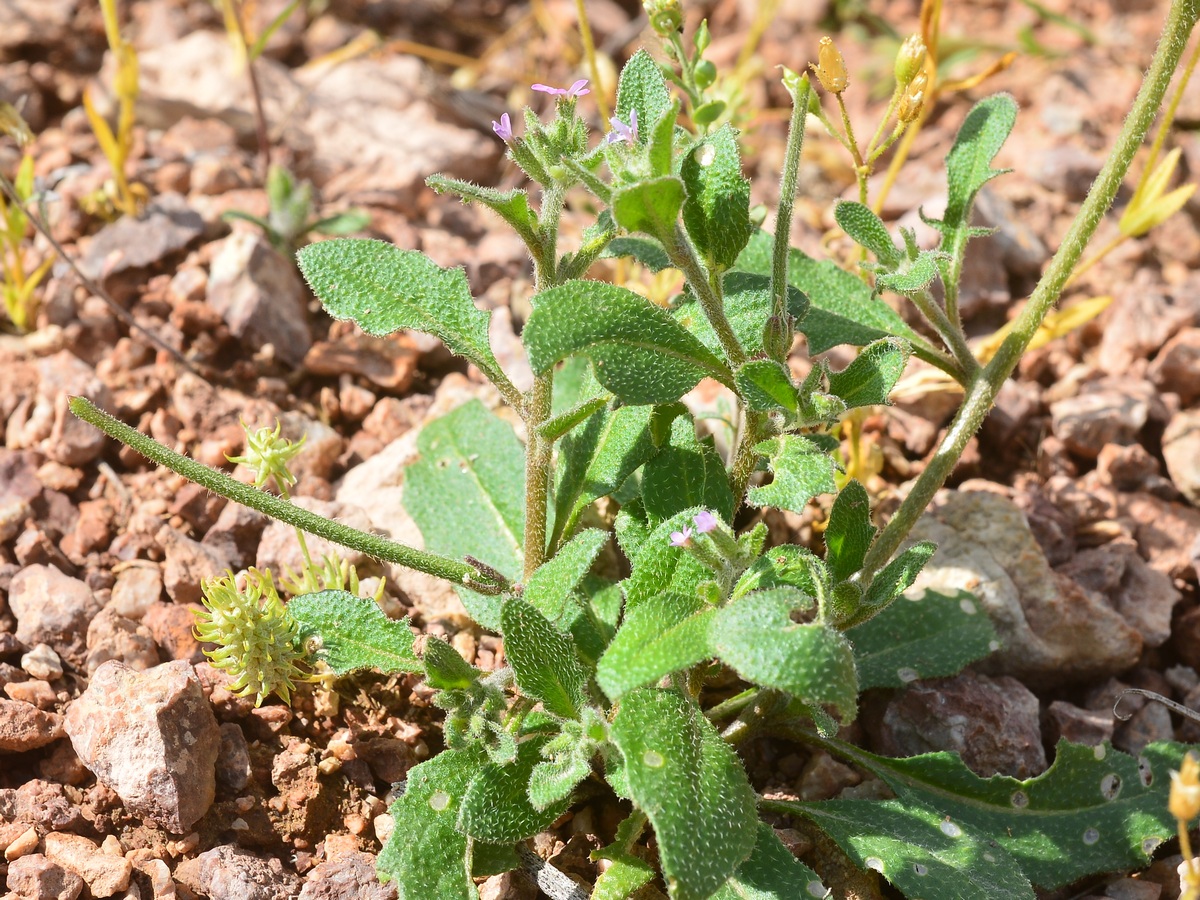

{"left": 2, "top": 0, "right": 1200, "bottom": 898}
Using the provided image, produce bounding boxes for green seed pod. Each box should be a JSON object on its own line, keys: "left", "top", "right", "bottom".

{"left": 644, "top": 0, "right": 683, "bottom": 36}
{"left": 694, "top": 59, "right": 717, "bottom": 90}
{"left": 894, "top": 34, "right": 927, "bottom": 88}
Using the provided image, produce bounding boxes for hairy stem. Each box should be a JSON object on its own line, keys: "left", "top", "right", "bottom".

{"left": 860, "top": 0, "right": 1200, "bottom": 587}
{"left": 523, "top": 375, "right": 554, "bottom": 578}
{"left": 70, "top": 398, "right": 506, "bottom": 593}
{"left": 665, "top": 226, "right": 747, "bottom": 367}
{"left": 771, "top": 74, "right": 812, "bottom": 326}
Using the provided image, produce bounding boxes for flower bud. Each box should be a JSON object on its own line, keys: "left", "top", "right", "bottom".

{"left": 897, "top": 71, "right": 928, "bottom": 123}
{"left": 694, "top": 59, "right": 717, "bottom": 90}
{"left": 894, "top": 34, "right": 927, "bottom": 88}
{"left": 811, "top": 37, "right": 848, "bottom": 94}
{"left": 762, "top": 314, "right": 793, "bottom": 361}
{"left": 644, "top": 0, "right": 683, "bottom": 36}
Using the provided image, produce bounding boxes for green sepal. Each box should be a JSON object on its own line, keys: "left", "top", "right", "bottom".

{"left": 827, "top": 338, "right": 910, "bottom": 409}
{"left": 458, "top": 737, "right": 571, "bottom": 843}
{"left": 681, "top": 124, "right": 754, "bottom": 271}
{"left": 850, "top": 588, "right": 998, "bottom": 689}
{"left": 648, "top": 100, "right": 681, "bottom": 177}
{"left": 288, "top": 590, "right": 420, "bottom": 676}
{"left": 596, "top": 592, "right": 716, "bottom": 701}
{"left": 874, "top": 250, "right": 945, "bottom": 296}
{"left": 528, "top": 707, "right": 606, "bottom": 810}
{"left": 692, "top": 99, "right": 726, "bottom": 126}
{"left": 609, "top": 689, "right": 757, "bottom": 900}
{"left": 733, "top": 545, "right": 825, "bottom": 602}
{"left": 377, "top": 749, "right": 481, "bottom": 899}
{"left": 746, "top": 435, "right": 838, "bottom": 514}
{"left": 500, "top": 597, "right": 587, "bottom": 720}
{"left": 524, "top": 280, "right": 734, "bottom": 405}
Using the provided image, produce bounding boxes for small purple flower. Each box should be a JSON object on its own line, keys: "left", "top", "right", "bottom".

{"left": 693, "top": 510, "right": 719, "bottom": 534}
{"left": 491, "top": 113, "right": 513, "bottom": 142}
{"left": 606, "top": 108, "right": 639, "bottom": 144}
{"left": 531, "top": 79, "right": 591, "bottom": 98}
{"left": 669, "top": 526, "right": 694, "bottom": 547}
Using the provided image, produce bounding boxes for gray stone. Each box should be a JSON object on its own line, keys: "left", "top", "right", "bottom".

{"left": 8, "top": 564, "right": 101, "bottom": 666}
{"left": 109, "top": 565, "right": 163, "bottom": 619}
{"left": 207, "top": 232, "right": 312, "bottom": 367}
{"left": 80, "top": 193, "right": 204, "bottom": 281}
{"left": 64, "top": 660, "right": 220, "bottom": 832}
{"left": 85, "top": 607, "right": 161, "bottom": 675}
{"left": 1149, "top": 327, "right": 1200, "bottom": 406}
{"left": 158, "top": 524, "right": 230, "bottom": 606}
{"left": 1098, "top": 273, "right": 1200, "bottom": 374}
{"left": 1050, "top": 389, "right": 1149, "bottom": 458}
{"left": 299, "top": 849, "right": 396, "bottom": 900}
{"left": 1044, "top": 700, "right": 1113, "bottom": 747}
{"left": 1164, "top": 408, "right": 1200, "bottom": 508}
{"left": 174, "top": 845, "right": 302, "bottom": 900}
{"left": 874, "top": 670, "right": 1047, "bottom": 778}
{"left": 906, "top": 490, "right": 1142, "bottom": 685}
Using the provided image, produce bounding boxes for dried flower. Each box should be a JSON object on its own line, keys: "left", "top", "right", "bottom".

{"left": 606, "top": 108, "right": 639, "bottom": 144}
{"left": 811, "top": 37, "right": 848, "bottom": 94}
{"left": 894, "top": 35, "right": 927, "bottom": 88}
{"left": 694, "top": 510, "right": 719, "bottom": 533}
{"left": 897, "top": 71, "right": 928, "bottom": 124}
{"left": 1172, "top": 753, "right": 1200, "bottom": 822}
{"left": 492, "top": 113, "right": 513, "bottom": 142}
{"left": 531, "top": 79, "right": 591, "bottom": 98}
{"left": 669, "top": 525, "right": 693, "bottom": 547}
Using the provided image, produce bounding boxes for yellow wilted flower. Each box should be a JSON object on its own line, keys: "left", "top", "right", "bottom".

{"left": 811, "top": 37, "right": 849, "bottom": 94}
{"left": 1120, "top": 147, "right": 1197, "bottom": 238}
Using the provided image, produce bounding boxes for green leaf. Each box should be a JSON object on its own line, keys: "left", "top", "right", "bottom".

{"left": 786, "top": 738, "right": 1190, "bottom": 896}
{"left": 523, "top": 528, "right": 609, "bottom": 624}
{"left": 735, "top": 359, "right": 799, "bottom": 414}
{"left": 735, "top": 230, "right": 918, "bottom": 353}
{"left": 524, "top": 280, "right": 733, "bottom": 404}
{"left": 297, "top": 239, "right": 506, "bottom": 387}
{"left": 834, "top": 201, "right": 900, "bottom": 268}
{"left": 929, "top": 94, "right": 1018, "bottom": 253}
{"left": 528, "top": 708, "right": 605, "bottom": 810}
{"left": 641, "top": 415, "right": 734, "bottom": 524}
{"left": 623, "top": 509, "right": 713, "bottom": 613}
{"left": 612, "top": 176, "right": 687, "bottom": 241}
{"left": 712, "top": 590, "right": 858, "bottom": 722}
{"left": 874, "top": 250, "right": 944, "bottom": 296}
{"left": 674, "top": 272, "right": 808, "bottom": 359}
{"left": 404, "top": 402, "right": 525, "bottom": 631}
{"left": 423, "top": 636, "right": 477, "bottom": 690}
{"left": 681, "top": 125, "right": 753, "bottom": 271}
{"left": 288, "top": 591, "right": 420, "bottom": 676}
{"left": 552, "top": 403, "right": 655, "bottom": 546}
{"left": 648, "top": 100, "right": 681, "bottom": 177}
{"left": 610, "top": 689, "right": 757, "bottom": 900}
{"left": 427, "top": 175, "right": 539, "bottom": 249}
{"left": 596, "top": 592, "right": 716, "bottom": 701}
{"left": 310, "top": 209, "right": 372, "bottom": 237}
{"left": 377, "top": 750, "right": 480, "bottom": 899}
{"left": 712, "top": 822, "right": 827, "bottom": 900}
{"left": 824, "top": 480, "right": 876, "bottom": 584}
{"left": 850, "top": 588, "right": 998, "bottom": 690}
{"left": 591, "top": 854, "right": 656, "bottom": 900}
{"left": 500, "top": 598, "right": 586, "bottom": 720}
{"left": 863, "top": 540, "right": 938, "bottom": 610}
{"left": 746, "top": 435, "right": 838, "bottom": 514}
{"left": 468, "top": 842, "right": 521, "bottom": 878}
{"left": 732, "top": 545, "right": 825, "bottom": 602}
{"left": 602, "top": 236, "right": 673, "bottom": 272}
{"left": 457, "top": 737, "right": 570, "bottom": 843}
{"left": 615, "top": 49, "right": 672, "bottom": 143}
{"left": 827, "top": 338, "right": 910, "bottom": 409}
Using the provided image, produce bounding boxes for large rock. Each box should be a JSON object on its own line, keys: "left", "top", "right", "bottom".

{"left": 905, "top": 490, "right": 1142, "bottom": 685}
{"left": 207, "top": 232, "right": 312, "bottom": 368}
{"left": 1164, "top": 408, "right": 1200, "bottom": 508}
{"left": 5, "top": 351, "right": 114, "bottom": 467}
{"left": 8, "top": 564, "right": 102, "bottom": 666}
{"left": 1149, "top": 327, "right": 1200, "bottom": 407}
{"left": 80, "top": 193, "right": 204, "bottom": 282}
{"left": 64, "top": 661, "right": 220, "bottom": 832}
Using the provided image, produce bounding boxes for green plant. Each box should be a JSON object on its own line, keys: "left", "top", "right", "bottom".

{"left": 71, "top": 1, "right": 1200, "bottom": 896}
{"left": 223, "top": 164, "right": 370, "bottom": 259}
{"left": 0, "top": 148, "right": 55, "bottom": 333}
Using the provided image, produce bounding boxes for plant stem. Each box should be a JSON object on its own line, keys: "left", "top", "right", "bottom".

{"left": 523, "top": 375, "right": 553, "bottom": 579}
{"left": 665, "top": 226, "right": 747, "bottom": 367}
{"left": 69, "top": 398, "right": 506, "bottom": 593}
{"left": 910, "top": 288, "right": 980, "bottom": 380}
{"left": 771, "top": 74, "right": 812, "bottom": 325}
{"left": 859, "top": 0, "right": 1200, "bottom": 589}
{"left": 728, "top": 410, "right": 767, "bottom": 511}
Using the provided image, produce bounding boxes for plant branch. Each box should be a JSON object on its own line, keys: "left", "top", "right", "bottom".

{"left": 664, "top": 226, "right": 747, "bottom": 367}
{"left": 69, "top": 398, "right": 507, "bottom": 594}
{"left": 859, "top": 0, "right": 1200, "bottom": 588}
{"left": 771, "top": 73, "right": 812, "bottom": 327}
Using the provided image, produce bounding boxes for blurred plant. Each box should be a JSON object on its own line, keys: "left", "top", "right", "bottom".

{"left": 1173, "top": 753, "right": 1200, "bottom": 900}
{"left": 0, "top": 106, "right": 55, "bottom": 333}
{"left": 222, "top": 164, "right": 369, "bottom": 258}
{"left": 82, "top": 0, "right": 143, "bottom": 218}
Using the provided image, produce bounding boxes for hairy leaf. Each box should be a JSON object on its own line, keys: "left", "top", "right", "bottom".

{"left": 523, "top": 528, "right": 609, "bottom": 624}
{"left": 681, "top": 125, "right": 754, "bottom": 271}
{"left": 824, "top": 480, "right": 876, "bottom": 584}
{"left": 875, "top": 251, "right": 944, "bottom": 296}
{"left": 623, "top": 509, "right": 713, "bottom": 613}
{"left": 596, "top": 592, "right": 716, "bottom": 700}
{"left": 524, "top": 281, "right": 733, "bottom": 404}
{"left": 377, "top": 750, "right": 480, "bottom": 899}
{"left": 712, "top": 822, "right": 827, "bottom": 900}
{"left": 458, "top": 737, "right": 570, "bottom": 843}
{"left": 746, "top": 435, "right": 838, "bottom": 514}
{"left": 602, "top": 236, "right": 673, "bottom": 272}
{"left": 289, "top": 591, "right": 419, "bottom": 675}
{"left": 609, "top": 689, "right": 757, "bottom": 900}
{"left": 426, "top": 176, "right": 539, "bottom": 248}
{"left": 863, "top": 540, "right": 938, "bottom": 611}
{"left": 834, "top": 201, "right": 900, "bottom": 268}
{"left": 736, "top": 359, "right": 800, "bottom": 414}
{"left": 674, "top": 271, "right": 808, "bottom": 358}
{"left": 850, "top": 588, "right": 998, "bottom": 690}
{"left": 404, "top": 401, "right": 524, "bottom": 631}
{"left": 298, "top": 240, "right": 506, "bottom": 386}
{"left": 732, "top": 545, "right": 825, "bottom": 602}
{"left": 827, "top": 338, "right": 910, "bottom": 409}
{"left": 423, "top": 636, "right": 477, "bottom": 690}
{"left": 615, "top": 49, "right": 672, "bottom": 142}
{"left": 712, "top": 590, "right": 858, "bottom": 722}
{"left": 612, "top": 176, "right": 687, "bottom": 241}
{"left": 642, "top": 416, "right": 734, "bottom": 524}
{"left": 500, "top": 597, "right": 587, "bottom": 720}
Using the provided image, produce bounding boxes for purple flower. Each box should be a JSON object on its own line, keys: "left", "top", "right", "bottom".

{"left": 693, "top": 510, "right": 718, "bottom": 533}
{"left": 491, "top": 113, "right": 513, "bottom": 142}
{"left": 531, "top": 79, "right": 591, "bottom": 98}
{"left": 606, "top": 108, "right": 639, "bottom": 144}
{"left": 669, "top": 526, "right": 693, "bottom": 547}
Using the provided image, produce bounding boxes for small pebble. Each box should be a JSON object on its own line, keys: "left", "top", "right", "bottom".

{"left": 22, "top": 643, "right": 64, "bottom": 681}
